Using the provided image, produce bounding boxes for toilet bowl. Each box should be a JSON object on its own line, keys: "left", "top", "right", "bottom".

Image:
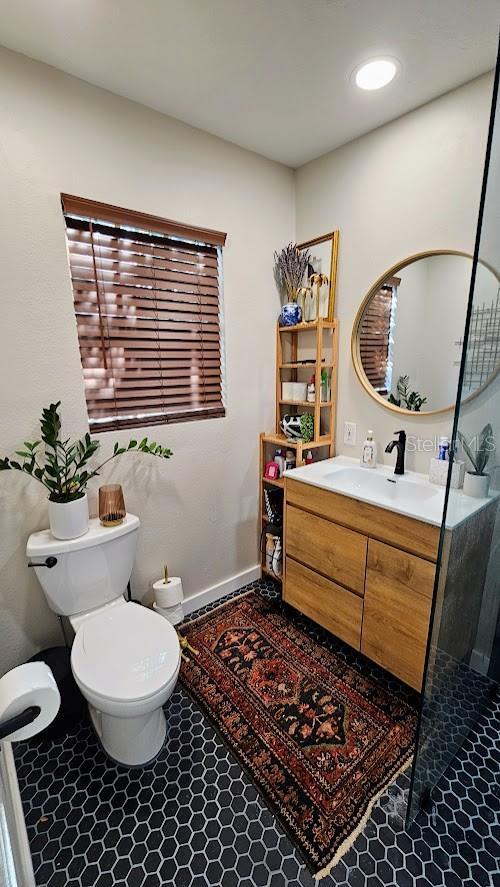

{"left": 26, "top": 513, "right": 181, "bottom": 767}
{"left": 71, "top": 599, "right": 181, "bottom": 766}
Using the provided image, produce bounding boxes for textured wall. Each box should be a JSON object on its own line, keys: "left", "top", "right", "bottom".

{"left": 0, "top": 48, "right": 494, "bottom": 675}
{"left": 0, "top": 48, "right": 294, "bottom": 674}
{"left": 295, "top": 74, "right": 494, "bottom": 471}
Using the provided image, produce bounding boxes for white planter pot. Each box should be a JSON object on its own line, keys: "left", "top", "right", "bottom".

{"left": 463, "top": 472, "right": 490, "bottom": 499}
{"left": 48, "top": 493, "right": 89, "bottom": 540}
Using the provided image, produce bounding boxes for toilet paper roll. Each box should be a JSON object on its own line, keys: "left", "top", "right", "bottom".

{"left": 0, "top": 662, "right": 61, "bottom": 742}
{"left": 153, "top": 601, "right": 184, "bottom": 626}
{"left": 153, "top": 576, "right": 183, "bottom": 608}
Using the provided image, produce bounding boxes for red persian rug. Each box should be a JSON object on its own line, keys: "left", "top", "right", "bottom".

{"left": 179, "top": 591, "right": 417, "bottom": 877}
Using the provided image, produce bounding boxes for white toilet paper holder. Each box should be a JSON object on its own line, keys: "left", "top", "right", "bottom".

{"left": 0, "top": 705, "right": 41, "bottom": 741}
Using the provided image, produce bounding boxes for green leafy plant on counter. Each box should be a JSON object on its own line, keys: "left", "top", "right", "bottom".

{"left": 300, "top": 413, "right": 314, "bottom": 444}
{"left": 388, "top": 375, "right": 427, "bottom": 412}
{"left": 457, "top": 423, "right": 494, "bottom": 476}
{"left": 0, "top": 402, "right": 172, "bottom": 503}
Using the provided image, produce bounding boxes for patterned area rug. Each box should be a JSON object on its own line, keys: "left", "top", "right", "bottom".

{"left": 179, "top": 591, "right": 417, "bottom": 877}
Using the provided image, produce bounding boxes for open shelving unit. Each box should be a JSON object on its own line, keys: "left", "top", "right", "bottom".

{"left": 259, "top": 318, "right": 339, "bottom": 581}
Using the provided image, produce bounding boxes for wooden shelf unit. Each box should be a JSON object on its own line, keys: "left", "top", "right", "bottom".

{"left": 260, "top": 475, "right": 284, "bottom": 489}
{"left": 280, "top": 362, "right": 334, "bottom": 369}
{"left": 275, "top": 319, "right": 338, "bottom": 446}
{"left": 278, "top": 320, "right": 329, "bottom": 332}
{"left": 259, "top": 318, "right": 339, "bottom": 583}
{"left": 279, "top": 400, "right": 332, "bottom": 409}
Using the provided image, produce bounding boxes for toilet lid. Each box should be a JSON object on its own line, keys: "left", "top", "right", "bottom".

{"left": 71, "top": 603, "right": 180, "bottom": 703}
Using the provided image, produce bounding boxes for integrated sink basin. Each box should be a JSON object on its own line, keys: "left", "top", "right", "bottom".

{"left": 323, "top": 466, "right": 440, "bottom": 507}
{"left": 283, "top": 455, "right": 486, "bottom": 528}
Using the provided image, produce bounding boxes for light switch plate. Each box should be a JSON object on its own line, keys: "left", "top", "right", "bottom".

{"left": 344, "top": 421, "right": 357, "bottom": 446}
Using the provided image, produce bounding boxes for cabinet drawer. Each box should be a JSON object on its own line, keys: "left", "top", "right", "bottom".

{"left": 286, "top": 477, "right": 439, "bottom": 562}
{"left": 284, "top": 557, "right": 363, "bottom": 650}
{"left": 286, "top": 504, "right": 367, "bottom": 595}
{"left": 361, "top": 539, "right": 435, "bottom": 691}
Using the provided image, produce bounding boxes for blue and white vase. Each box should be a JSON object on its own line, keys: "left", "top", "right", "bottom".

{"left": 280, "top": 302, "right": 302, "bottom": 326}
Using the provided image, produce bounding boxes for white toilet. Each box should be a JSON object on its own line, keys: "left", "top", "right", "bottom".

{"left": 26, "top": 514, "right": 181, "bottom": 767}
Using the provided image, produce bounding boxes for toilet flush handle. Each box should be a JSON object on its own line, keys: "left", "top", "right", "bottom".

{"left": 28, "top": 556, "right": 58, "bottom": 569}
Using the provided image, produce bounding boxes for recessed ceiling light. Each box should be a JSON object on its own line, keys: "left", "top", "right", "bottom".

{"left": 354, "top": 58, "right": 399, "bottom": 91}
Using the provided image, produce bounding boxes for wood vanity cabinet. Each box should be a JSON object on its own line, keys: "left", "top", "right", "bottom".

{"left": 283, "top": 478, "right": 440, "bottom": 691}
{"left": 362, "top": 540, "right": 435, "bottom": 690}
{"left": 286, "top": 505, "right": 367, "bottom": 595}
{"left": 285, "top": 558, "right": 363, "bottom": 651}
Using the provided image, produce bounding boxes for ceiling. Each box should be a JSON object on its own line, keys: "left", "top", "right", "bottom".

{"left": 0, "top": 0, "right": 498, "bottom": 167}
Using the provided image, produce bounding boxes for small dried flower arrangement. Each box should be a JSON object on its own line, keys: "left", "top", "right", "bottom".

{"left": 274, "top": 243, "right": 310, "bottom": 304}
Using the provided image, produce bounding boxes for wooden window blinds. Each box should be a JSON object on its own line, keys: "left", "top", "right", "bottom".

{"left": 359, "top": 277, "right": 400, "bottom": 394}
{"left": 62, "top": 194, "right": 227, "bottom": 432}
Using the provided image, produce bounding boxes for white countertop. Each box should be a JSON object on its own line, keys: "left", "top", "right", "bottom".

{"left": 284, "top": 455, "right": 496, "bottom": 529}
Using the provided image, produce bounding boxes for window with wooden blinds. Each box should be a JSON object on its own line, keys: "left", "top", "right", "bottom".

{"left": 61, "top": 194, "right": 226, "bottom": 432}
{"left": 359, "top": 278, "right": 399, "bottom": 394}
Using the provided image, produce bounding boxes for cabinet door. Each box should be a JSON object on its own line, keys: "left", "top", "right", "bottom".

{"left": 285, "top": 557, "right": 363, "bottom": 650}
{"left": 285, "top": 504, "right": 367, "bottom": 595}
{"left": 361, "top": 539, "right": 435, "bottom": 691}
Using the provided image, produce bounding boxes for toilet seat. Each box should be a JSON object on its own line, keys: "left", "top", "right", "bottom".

{"left": 71, "top": 601, "right": 181, "bottom": 704}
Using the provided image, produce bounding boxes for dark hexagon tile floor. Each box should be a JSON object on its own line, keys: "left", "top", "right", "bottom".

{"left": 14, "top": 579, "right": 500, "bottom": 887}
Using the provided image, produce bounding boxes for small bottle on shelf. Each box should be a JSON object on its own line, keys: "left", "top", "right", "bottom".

{"left": 307, "top": 375, "right": 315, "bottom": 402}
{"left": 274, "top": 448, "right": 285, "bottom": 477}
{"left": 321, "top": 369, "right": 329, "bottom": 402}
{"left": 438, "top": 436, "right": 450, "bottom": 460}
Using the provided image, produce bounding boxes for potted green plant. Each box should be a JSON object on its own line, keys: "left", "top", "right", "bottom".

{"left": 457, "top": 423, "right": 494, "bottom": 498}
{"left": 388, "top": 375, "right": 427, "bottom": 412}
{"left": 299, "top": 413, "right": 314, "bottom": 444}
{"left": 0, "top": 402, "right": 172, "bottom": 539}
{"left": 274, "top": 243, "right": 310, "bottom": 326}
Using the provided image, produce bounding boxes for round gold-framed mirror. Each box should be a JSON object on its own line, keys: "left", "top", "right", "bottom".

{"left": 351, "top": 250, "right": 500, "bottom": 416}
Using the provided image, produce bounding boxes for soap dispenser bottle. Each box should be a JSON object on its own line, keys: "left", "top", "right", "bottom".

{"left": 361, "top": 430, "right": 377, "bottom": 468}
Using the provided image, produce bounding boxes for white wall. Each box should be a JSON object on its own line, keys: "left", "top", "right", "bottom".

{"left": 0, "top": 50, "right": 494, "bottom": 676}
{"left": 295, "top": 74, "right": 494, "bottom": 470}
{"left": 390, "top": 255, "right": 473, "bottom": 411}
{"left": 419, "top": 256, "right": 469, "bottom": 409}
{"left": 0, "top": 48, "right": 294, "bottom": 674}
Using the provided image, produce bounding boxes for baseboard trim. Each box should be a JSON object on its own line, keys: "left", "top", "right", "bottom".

{"left": 183, "top": 565, "right": 261, "bottom": 616}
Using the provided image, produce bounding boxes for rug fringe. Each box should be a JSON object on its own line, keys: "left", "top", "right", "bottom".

{"left": 314, "top": 755, "right": 414, "bottom": 880}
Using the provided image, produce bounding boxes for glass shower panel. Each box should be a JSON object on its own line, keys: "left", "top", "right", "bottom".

{"left": 408, "top": 54, "right": 500, "bottom": 820}
{"left": 0, "top": 744, "right": 35, "bottom": 887}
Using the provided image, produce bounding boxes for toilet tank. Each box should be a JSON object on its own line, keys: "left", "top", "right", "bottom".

{"left": 26, "top": 514, "right": 140, "bottom": 616}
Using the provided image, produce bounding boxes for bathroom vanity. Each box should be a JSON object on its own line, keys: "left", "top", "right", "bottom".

{"left": 283, "top": 456, "right": 496, "bottom": 691}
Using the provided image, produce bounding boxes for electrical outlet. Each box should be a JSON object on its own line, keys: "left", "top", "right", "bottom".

{"left": 344, "top": 421, "right": 357, "bottom": 446}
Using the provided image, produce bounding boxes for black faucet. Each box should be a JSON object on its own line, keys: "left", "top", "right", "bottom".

{"left": 385, "top": 430, "right": 406, "bottom": 475}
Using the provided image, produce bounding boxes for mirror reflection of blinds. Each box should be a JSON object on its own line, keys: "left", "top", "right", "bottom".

{"left": 61, "top": 195, "right": 226, "bottom": 432}
{"left": 359, "top": 279, "right": 398, "bottom": 394}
